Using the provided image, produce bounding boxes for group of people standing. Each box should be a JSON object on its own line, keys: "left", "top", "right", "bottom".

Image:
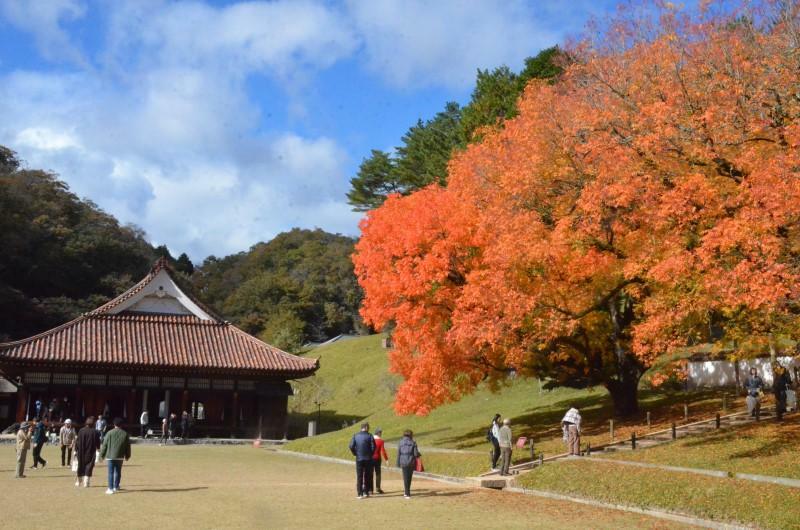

{"left": 152, "top": 411, "right": 193, "bottom": 443}
{"left": 488, "top": 406, "right": 583, "bottom": 475}
{"left": 744, "top": 363, "right": 796, "bottom": 420}
{"left": 348, "top": 423, "right": 419, "bottom": 499}
{"left": 14, "top": 416, "right": 131, "bottom": 495}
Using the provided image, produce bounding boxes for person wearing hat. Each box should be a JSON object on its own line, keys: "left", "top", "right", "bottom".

{"left": 59, "top": 419, "right": 77, "bottom": 467}
{"left": 15, "top": 422, "right": 33, "bottom": 478}
{"left": 370, "top": 427, "right": 389, "bottom": 495}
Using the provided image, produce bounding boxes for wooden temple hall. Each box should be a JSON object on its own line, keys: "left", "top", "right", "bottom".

{"left": 0, "top": 258, "right": 318, "bottom": 438}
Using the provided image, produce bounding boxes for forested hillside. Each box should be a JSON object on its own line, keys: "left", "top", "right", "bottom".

{"left": 0, "top": 146, "right": 157, "bottom": 341}
{"left": 192, "top": 229, "right": 364, "bottom": 352}
{"left": 0, "top": 147, "right": 362, "bottom": 349}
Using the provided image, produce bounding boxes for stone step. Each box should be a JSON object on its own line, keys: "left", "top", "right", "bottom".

{"left": 479, "top": 477, "right": 512, "bottom": 489}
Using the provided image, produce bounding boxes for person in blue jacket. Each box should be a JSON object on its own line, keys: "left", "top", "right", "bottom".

{"left": 30, "top": 418, "right": 48, "bottom": 469}
{"left": 348, "top": 422, "right": 375, "bottom": 499}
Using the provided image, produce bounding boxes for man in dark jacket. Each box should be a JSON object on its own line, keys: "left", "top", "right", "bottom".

{"left": 75, "top": 416, "right": 101, "bottom": 487}
{"left": 348, "top": 422, "right": 375, "bottom": 499}
{"left": 773, "top": 363, "right": 793, "bottom": 420}
{"left": 30, "top": 418, "right": 48, "bottom": 469}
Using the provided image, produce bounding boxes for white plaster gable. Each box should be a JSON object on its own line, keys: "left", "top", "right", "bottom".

{"left": 108, "top": 269, "right": 216, "bottom": 320}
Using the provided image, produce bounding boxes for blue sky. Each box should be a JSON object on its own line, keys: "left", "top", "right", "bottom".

{"left": 0, "top": 0, "right": 618, "bottom": 260}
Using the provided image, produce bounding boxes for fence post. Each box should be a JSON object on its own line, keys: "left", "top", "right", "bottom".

{"left": 715, "top": 413, "right": 721, "bottom": 429}
{"left": 646, "top": 411, "right": 651, "bottom": 429}
{"left": 586, "top": 442, "right": 591, "bottom": 456}
{"left": 539, "top": 453, "right": 544, "bottom": 467}
{"left": 756, "top": 406, "right": 761, "bottom": 422}
{"left": 609, "top": 419, "right": 614, "bottom": 441}
{"left": 631, "top": 431, "right": 636, "bottom": 450}
{"left": 671, "top": 422, "right": 677, "bottom": 440}
{"left": 529, "top": 438, "right": 535, "bottom": 461}
{"left": 684, "top": 403, "right": 689, "bottom": 421}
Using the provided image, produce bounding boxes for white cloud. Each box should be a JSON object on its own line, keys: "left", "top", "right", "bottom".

{"left": 0, "top": 65, "right": 359, "bottom": 260}
{"left": 346, "top": 0, "right": 561, "bottom": 89}
{"left": 105, "top": 0, "right": 358, "bottom": 81}
{"left": 0, "top": 0, "right": 88, "bottom": 65}
{"left": 0, "top": 0, "right": 598, "bottom": 259}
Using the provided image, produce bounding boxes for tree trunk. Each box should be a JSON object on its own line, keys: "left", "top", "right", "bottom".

{"left": 606, "top": 372, "right": 641, "bottom": 417}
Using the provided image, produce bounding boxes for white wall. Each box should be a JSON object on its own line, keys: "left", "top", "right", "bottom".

{"left": 687, "top": 356, "right": 797, "bottom": 389}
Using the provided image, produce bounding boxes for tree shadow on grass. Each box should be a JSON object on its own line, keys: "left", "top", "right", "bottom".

{"left": 438, "top": 393, "right": 610, "bottom": 449}
{"left": 436, "top": 388, "right": 725, "bottom": 450}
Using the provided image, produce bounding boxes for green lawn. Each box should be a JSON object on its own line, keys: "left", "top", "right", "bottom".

{"left": 288, "top": 334, "right": 747, "bottom": 477}
{"left": 601, "top": 418, "right": 800, "bottom": 479}
{"left": 0, "top": 444, "right": 687, "bottom": 529}
{"left": 516, "top": 459, "right": 800, "bottom": 530}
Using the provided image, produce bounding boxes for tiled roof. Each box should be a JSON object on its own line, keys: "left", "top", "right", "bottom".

{"left": 0, "top": 312, "right": 318, "bottom": 376}
{"left": 0, "top": 258, "right": 318, "bottom": 377}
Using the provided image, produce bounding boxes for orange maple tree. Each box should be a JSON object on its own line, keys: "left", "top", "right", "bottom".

{"left": 354, "top": 1, "right": 800, "bottom": 416}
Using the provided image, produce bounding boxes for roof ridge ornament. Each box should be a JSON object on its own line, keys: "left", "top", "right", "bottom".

{"left": 153, "top": 255, "right": 171, "bottom": 272}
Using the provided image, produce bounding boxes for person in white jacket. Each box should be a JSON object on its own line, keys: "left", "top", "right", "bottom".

{"left": 561, "top": 406, "right": 582, "bottom": 456}
{"left": 139, "top": 410, "right": 149, "bottom": 439}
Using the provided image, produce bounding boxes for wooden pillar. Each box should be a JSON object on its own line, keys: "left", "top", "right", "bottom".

{"left": 164, "top": 390, "right": 171, "bottom": 417}
{"left": 181, "top": 390, "right": 189, "bottom": 414}
{"left": 16, "top": 387, "right": 28, "bottom": 422}
{"left": 126, "top": 388, "right": 136, "bottom": 421}
{"left": 141, "top": 388, "right": 148, "bottom": 414}
{"left": 232, "top": 391, "right": 239, "bottom": 429}
{"left": 75, "top": 387, "right": 83, "bottom": 422}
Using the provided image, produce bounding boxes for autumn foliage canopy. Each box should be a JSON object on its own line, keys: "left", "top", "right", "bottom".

{"left": 354, "top": 1, "right": 800, "bottom": 416}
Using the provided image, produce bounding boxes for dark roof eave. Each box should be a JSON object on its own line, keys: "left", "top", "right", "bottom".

{"left": 0, "top": 358, "right": 318, "bottom": 380}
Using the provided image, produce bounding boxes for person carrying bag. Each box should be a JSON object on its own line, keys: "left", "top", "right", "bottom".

{"left": 397, "top": 430, "right": 421, "bottom": 499}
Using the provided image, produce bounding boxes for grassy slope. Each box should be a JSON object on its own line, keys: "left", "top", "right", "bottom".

{"left": 516, "top": 459, "right": 800, "bottom": 529}
{"left": 287, "top": 335, "right": 736, "bottom": 477}
{"left": 602, "top": 418, "right": 800, "bottom": 479}
{"left": 289, "top": 334, "right": 602, "bottom": 475}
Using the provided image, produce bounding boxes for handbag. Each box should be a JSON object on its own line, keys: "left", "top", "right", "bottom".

{"left": 95, "top": 449, "right": 101, "bottom": 463}
{"left": 71, "top": 455, "right": 78, "bottom": 472}
{"left": 415, "top": 458, "right": 424, "bottom": 472}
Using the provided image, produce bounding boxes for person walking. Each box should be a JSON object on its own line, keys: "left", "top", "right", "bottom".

{"left": 140, "top": 409, "right": 149, "bottom": 438}
{"left": 498, "top": 418, "right": 513, "bottom": 476}
{"left": 59, "top": 419, "right": 76, "bottom": 467}
{"left": 396, "top": 430, "right": 421, "bottom": 499}
{"left": 487, "top": 413, "right": 502, "bottom": 470}
{"left": 773, "top": 363, "right": 793, "bottom": 420}
{"left": 370, "top": 428, "right": 389, "bottom": 495}
{"left": 15, "top": 422, "right": 32, "bottom": 478}
{"left": 75, "top": 416, "right": 101, "bottom": 487}
{"left": 160, "top": 416, "right": 169, "bottom": 445}
{"left": 562, "top": 406, "right": 582, "bottom": 456}
{"left": 348, "top": 422, "right": 375, "bottom": 499}
{"left": 30, "top": 418, "right": 48, "bottom": 469}
{"left": 744, "top": 367, "right": 764, "bottom": 417}
{"left": 100, "top": 417, "right": 131, "bottom": 494}
{"left": 181, "top": 411, "right": 190, "bottom": 439}
{"left": 168, "top": 412, "right": 179, "bottom": 442}
{"left": 96, "top": 414, "right": 107, "bottom": 442}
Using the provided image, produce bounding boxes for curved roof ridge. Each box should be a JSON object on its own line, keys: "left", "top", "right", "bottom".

{"left": 0, "top": 314, "right": 88, "bottom": 349}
